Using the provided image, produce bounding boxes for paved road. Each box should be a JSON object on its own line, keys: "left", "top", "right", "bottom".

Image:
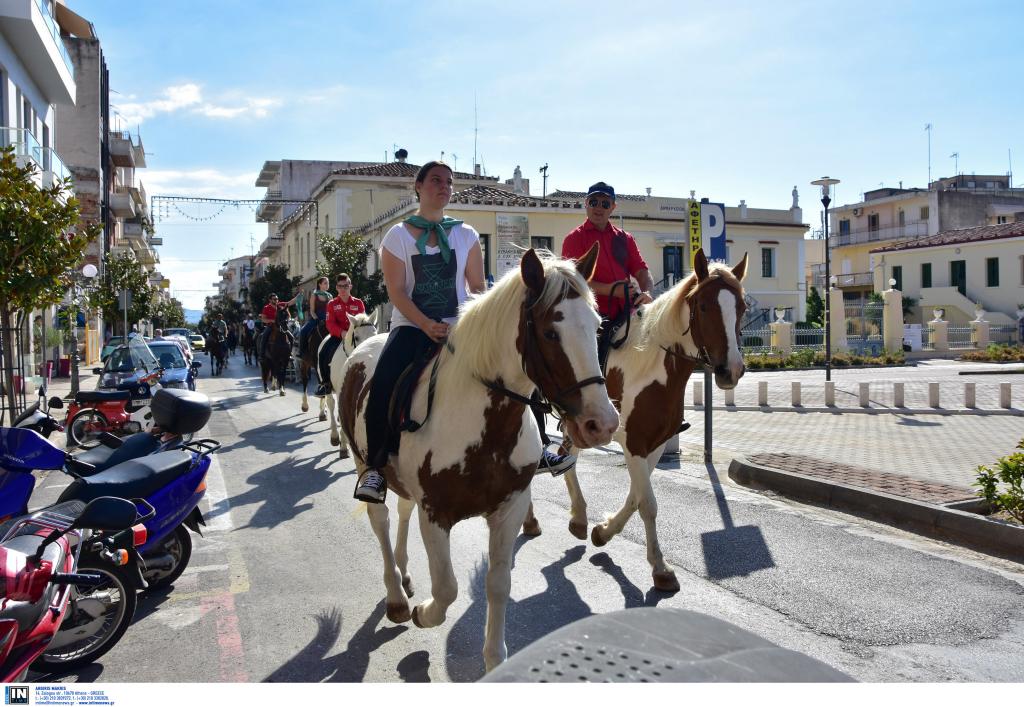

{"left": 30, "top": 358, "right": 1024, "bottom": 683}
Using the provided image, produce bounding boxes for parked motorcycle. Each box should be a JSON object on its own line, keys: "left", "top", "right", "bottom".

{"left": 0, "top": 493, "right": 148, "bottom": 680}
{"left": 64, "top": 370, "right": 162, "bottom": 448}
{"left": 1, "top": 389, "right": 217, "bottom": 592}
{"left": 11, "top": 383, "right": 64, "bottom": 439}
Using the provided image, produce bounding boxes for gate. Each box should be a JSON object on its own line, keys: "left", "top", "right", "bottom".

{"left": 844, "top": 301, "right": 885, "bottom": 355}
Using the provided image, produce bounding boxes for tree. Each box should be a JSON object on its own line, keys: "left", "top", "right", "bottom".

{"left": 316, "top": 231, "right": 387, "bottom": 310}
{"left": 89, "top": 251, "right": 155, "bottom": 335}
{"left": 198, "top": 295, "right": 245, "bottom": 334}
{"left": 805, "top": 286, "right": 824, "bottom": 327}
{"left": 0, "top": 146, "right": 97, "bottom": 415}
{"left": 248, "top": 264, "right": 300, "bottom": 314}
{"left": 151, "top": 297, "right": 186, "bottom": 329}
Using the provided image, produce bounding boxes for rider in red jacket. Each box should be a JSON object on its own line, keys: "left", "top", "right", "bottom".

{"left": 315, "top": 274, "right": 365, "bottom": 397}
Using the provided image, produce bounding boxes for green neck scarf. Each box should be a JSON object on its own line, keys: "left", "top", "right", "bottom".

{"left": 404, "top": 214, "right": 463, "bottom": 264}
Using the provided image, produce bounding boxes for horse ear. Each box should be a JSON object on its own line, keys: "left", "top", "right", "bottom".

{"left": 575, "top": 242, "right": 600, "bottom": 282}
{"left": 732, "top": 252, "right": 749, "bottom": 282}
{"left": 694, "top": 249, "right": 710, "bottom": 282}
{"left": 369, "top": 310, "right": 378, "bottom": 328}
{"left": 346, "top": 312, "right": 357, "bottom": 328}
{"left": 520, "top": 248, "right": 545, "bottom": 293}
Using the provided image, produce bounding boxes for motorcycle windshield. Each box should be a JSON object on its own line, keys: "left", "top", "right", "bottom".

{"left": 0, "top": 428, "right": 66, "bottom": 471}
{"left": 128, "top": 335, "right": 159, "bottom": 372}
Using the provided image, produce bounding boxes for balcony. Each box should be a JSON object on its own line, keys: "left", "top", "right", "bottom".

{"left": 128, "top": 181, "right": 148, "bottom": 209}
{"left": 835, "top": 272, "right": 873, "bottom": 288}
{"left": 256, "top": 190, "right": 283, "bottom": 222}
{"left": 2, "top": 127, "right": 43, "bottom": 170}
{"left": 41, "top": 146, "right": 71, "bottom": 191}
{"left": 0, "top": 1, "right": 75, "bottom": 105}
{"left": 109, "top": 186, "right": 136, "bottom": 218}
{"left": 833, "top": 220, "right": 929, "bottom": 248}
{"left": 258, "top": 232, "right": 284, "bottom": 256}
{"left": 123, "top": 221, "right": 145, "bottom": 244}
{"left": 148, "top": 236, "right": 163, "bottom": 247}
{"left": 108, "top": 131, "right": 135, "bottom": 168}
{"left": 132, "top": 136, "right": 147, "bottom": 168}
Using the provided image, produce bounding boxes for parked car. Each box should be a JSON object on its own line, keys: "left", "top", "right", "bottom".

{"left": 189, "top": 333, "right": 206, "bottom": 351}
{"left": 149, "top": 340, "right": 198, "bottom": 391}
{"left": 100, "top": 336, "right": 126, "bottom": 361}
{"left": 164, "top": 328, "right": 192, "bottom": 339}
{"left": 94, "top": 336, "right": 160, "bottom": 389}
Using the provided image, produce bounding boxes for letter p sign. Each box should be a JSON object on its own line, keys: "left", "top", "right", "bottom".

{"left": 701, "top": 202, "right": 727, "bottom": 263}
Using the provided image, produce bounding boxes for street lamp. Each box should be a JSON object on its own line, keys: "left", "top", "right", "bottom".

{"left": 811, "top": 177, "right": 840, "bottom": 381}
{"left": 69, "top": 263, "right": 98, "bottom": 396}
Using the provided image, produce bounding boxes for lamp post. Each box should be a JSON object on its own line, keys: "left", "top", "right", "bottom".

{"left": 811, "top": 177, "right": 840, "bottom": 381}
{"left": 69, "top": 263, "right": 98, "bottom": 396}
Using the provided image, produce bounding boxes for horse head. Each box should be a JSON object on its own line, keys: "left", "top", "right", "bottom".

{"left": 518, "top": 244, "right": 619, "bottom": 449}
{"left": 344, "top": 312, "right": 378, "bottom": 353}
{"left": 685, "top": 249, "right": 748, "bottom": 389}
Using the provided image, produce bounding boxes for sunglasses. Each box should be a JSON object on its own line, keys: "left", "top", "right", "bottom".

{"left": 587, "top": 198, "right": 612, "bottom": 209}
{"left": 337, "top": 283, "right": 351, "bottom": 289}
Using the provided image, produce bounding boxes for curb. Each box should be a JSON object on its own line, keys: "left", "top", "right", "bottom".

{"left": 727, "top": 456, "right": 1024, "bottom": 564}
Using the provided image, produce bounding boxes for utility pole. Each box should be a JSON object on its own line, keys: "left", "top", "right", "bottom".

{"left": 539, "top": 163, "right": 549, "bottom": 199}
{"left": 950, "top": 152, "right": 959, "bottom": 176}
{"left": 925, "top": 123, "right": 932, "bottom": 185}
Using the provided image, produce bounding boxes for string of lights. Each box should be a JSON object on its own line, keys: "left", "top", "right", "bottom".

{"left": 150, "top": 195, "right": 318, "bottom": 226}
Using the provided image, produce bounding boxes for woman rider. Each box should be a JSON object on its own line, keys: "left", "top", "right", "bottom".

{"left": 354, "top": 161, "right": 486, "bottom": 503}
{"left": 298, "top": 276, "right": 331, "bottom": 358}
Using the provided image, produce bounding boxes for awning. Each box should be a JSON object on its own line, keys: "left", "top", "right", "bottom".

{"left": 54, "top": 2, "right": 95, "bottom": 39}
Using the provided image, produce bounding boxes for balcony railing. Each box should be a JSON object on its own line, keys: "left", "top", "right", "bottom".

{"left": 108, "top": 130, "right": 135, "bottom": 168}
{"left": 256, "top": 190, "right": 283, "bottom": 221}
{"left": 833, "top": 220, "right": 929, "bottom": 247}
{"left": 2, "top": 127, "right": 43, "bottom": 166}
{"left": 835, "top": 271, "right": 873, "bottom": 288}
{"left": 41, "top": 146, "right": 71, "bottom": 188}
{"left": 109, "top": 186, "right": 136, "bottom": 218}
{"left": 35, "top": 0, "right": 74, "bottom": 75}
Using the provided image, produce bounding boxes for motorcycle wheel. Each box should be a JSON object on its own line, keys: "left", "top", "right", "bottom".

{"left": 142, "top": 523, "right": 193, "bottom": 590}
{"left": 67, "top": 409, "right": 108, "bottom": 448}
{"left": 32, "top": 560, "right": 137, "bottom": 673}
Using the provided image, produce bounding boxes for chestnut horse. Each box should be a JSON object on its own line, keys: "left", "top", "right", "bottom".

{"left": 260, "top": 307, "right": 293, "bottom": 395}
{"left": 339, "top": 246, "right": 619, "bottom": 672}
{"left": 523, "top": 249, "right": 749, "bottom": 592}
{"left": 322, "top": 311, "right": 377, "bottom": 458}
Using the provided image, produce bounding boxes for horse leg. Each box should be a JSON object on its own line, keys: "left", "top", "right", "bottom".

{"left": 411, "top": 507, "right": 457, "bottom": 629}
{"left": 365, "top": 501, "right": 412, "bottom": 624}
{"left": 521, "top": 502, "right": 541, "bottom": 536}
{"left": 318, "top": 389, "right": 327, "bottom": 422}
{"left": 325, "top": 393, "right": 340, "bottom": 446}
{"left": 483, "top": 490, "right": 531, "bottom": 672}
{"left": 562, "top": 466, "right": 589, "bottom": 540}
{"left": 300, "top": 363, "right": 309, "bottom": 412}
{"left": 591, "top": 452, "right": 642, "bottom": 548}
{"left": 395, "top": 495, "right": 415, "bottom": 598}
{"left": 632, "top": 447, "right": 678, "bottom": 592}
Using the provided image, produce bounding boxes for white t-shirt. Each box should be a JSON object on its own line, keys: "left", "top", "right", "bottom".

{"left": 381, "top": 222, "right": 480, "bottom": 329}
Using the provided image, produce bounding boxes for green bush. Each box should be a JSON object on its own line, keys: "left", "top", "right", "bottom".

{"left": 959, "top": 344, "right": 1024, "bottom": 363}
{"left": 741, "top": 348, "right": 904, "bottom": 370}
{"left": 974, "top": 440, "right": 1024, "bottom": 524}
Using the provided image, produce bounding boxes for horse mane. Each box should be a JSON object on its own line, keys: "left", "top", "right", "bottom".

{"left": 450, "top": 254, "right": 595, "bottom": 382}
{"left": 634, "top": 262, "right": 744, "bottom": 353}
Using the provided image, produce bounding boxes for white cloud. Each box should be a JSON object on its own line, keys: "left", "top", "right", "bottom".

{"left": 143, "top": 168, "right": 261, "bottom": 199}
{"left": 112, "top": 83, "right": 280, "bottom": 126}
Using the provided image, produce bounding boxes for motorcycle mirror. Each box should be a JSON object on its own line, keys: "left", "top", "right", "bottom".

{"left": 71, "top": 496, "right": 138, "bottom": 532}
{"left": 48, "top": 396, "right": 64, "bottom": 409}
{"left": 92, "top": 368, "right": 104, "bottom": 375}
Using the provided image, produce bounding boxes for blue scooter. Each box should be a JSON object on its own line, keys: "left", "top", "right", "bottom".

{"left": 0, "top": 388, "right": 218, "bottom": 592}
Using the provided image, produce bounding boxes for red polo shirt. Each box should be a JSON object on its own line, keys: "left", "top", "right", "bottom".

{"left": 260, "top": 303, "right": 277, "bottom": 322}
{"left": 562, "top": 220, "right": 648, "bottom": 319}
{"left": 326, "top": 295, "right": 365, "bottom": 338}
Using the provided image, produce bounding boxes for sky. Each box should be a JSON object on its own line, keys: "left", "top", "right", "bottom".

{"left": 71, "top": 0, "right": 1024, "bottom": 310}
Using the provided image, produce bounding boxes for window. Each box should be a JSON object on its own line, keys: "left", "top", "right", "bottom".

{"left": 920, "top": 206, "right": 929, "bottom": 221}
{"left": 921, "top": 262, "right": 932, "bottom": 288}
{"left": 891, "top": 266, "right": 902, "bottom": 291}
{"left": 997, "top": 215, "right": 1008, "bottom": 224}
{"left": 986, "top": 257, "right": 999, "bottom": 287}
{"left": 531, "top": 236, "right": 553, "bottom": 252}
{"left": 839, "top": 219, "right": 850, "bottom": 236}
{"left": 867, "top": 214, "right": 879, "bottom": 232}
{"left": 950, "top": 260, "right": 966, "bottom": 296}
{"left": 761, "top": 247, "right": 775, "bottom": 278}
{"left": 479, "top": 234, "right": 491, "bottom": 277}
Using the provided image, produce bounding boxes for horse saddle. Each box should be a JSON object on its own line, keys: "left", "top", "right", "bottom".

{"left": 386, "top": 344, "right": 443, "bottom": 443}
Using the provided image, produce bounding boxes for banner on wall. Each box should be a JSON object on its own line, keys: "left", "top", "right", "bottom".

{"left": 496, "top": 213, "right": 530, "bottom": 278}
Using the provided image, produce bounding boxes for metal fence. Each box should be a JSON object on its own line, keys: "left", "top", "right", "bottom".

{"left": 793, "top": 327, "right": 825, "bottom": 350}
{"left": 741, "top": 327, "right": 773, "bottom": 355}
{"left": 990, "top": 325, "right": 1020, "bottom": 346}
{"left": 948, "top": 326, "right": 974, "bottom": 350}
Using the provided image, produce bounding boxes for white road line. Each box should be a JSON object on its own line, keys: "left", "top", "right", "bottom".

{"left": 203, "top": 454, "right": 234, "bottom": 533}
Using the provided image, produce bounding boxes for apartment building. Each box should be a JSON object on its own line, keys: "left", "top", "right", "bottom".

{"left": 214, "top": 255, "right": 253, "bottom": 303}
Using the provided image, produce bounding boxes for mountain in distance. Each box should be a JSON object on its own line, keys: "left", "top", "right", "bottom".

{"left": 184, "top": 309, "right": 203, "bottom": 324}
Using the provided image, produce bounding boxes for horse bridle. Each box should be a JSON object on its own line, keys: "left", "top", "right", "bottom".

{"left": 661, "top": 278, "right": 738, "bottom": 369}
{"left": 342, "top": 323, "right": 375, "bottom": 356}
{"left": 483, "top": 290, "right": 605, "bottom": 419}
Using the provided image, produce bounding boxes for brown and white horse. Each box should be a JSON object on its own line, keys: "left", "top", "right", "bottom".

{"left": 523, "top": 249, "right": 748, "bottom": 592}
{"left": 298, "top": 320, "right": 329, "bottom": 420}
{"left": 339, "top": 246, "right": 619, "bottom": 672}
{"left": 323, "top": 311, "right": 377, "bottom": 458}
{"left": 260, "top": 307, "right": 293, "bottom": 395}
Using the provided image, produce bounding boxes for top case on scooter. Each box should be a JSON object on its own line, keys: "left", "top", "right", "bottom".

{"left": 150, "top": 389, "right": 211, "bottom": 435}
{"left": 57, "top": 450, "right": 194, "bottom": 504}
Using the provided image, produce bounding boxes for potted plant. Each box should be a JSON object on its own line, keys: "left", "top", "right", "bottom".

{"left": 931, "top": 307, "right": 944, "bottom": 322}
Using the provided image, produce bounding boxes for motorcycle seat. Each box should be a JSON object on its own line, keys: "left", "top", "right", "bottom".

{"left": 0, "top": 536, "right": 64, "bottom": 633}
{"left": 76, "top": 390, "right": 131, "bottom": 403}
{"left": 59, "top": 450, "right": 195, "bottom": 503}
{"left": 72, "top": 432, "right": 162, "bottom": 474}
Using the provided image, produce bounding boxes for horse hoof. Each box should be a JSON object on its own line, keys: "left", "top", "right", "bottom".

{"left": 301, "top": 402, "right": 309, "bottom": 412}
{"left": 411, "top": 605, "right": 424, "bottom": 628}
{"left": 319, "top": 413, "right": 327, "bottom": 422}
{"left": 591, "top": 525, "right": 609, "bottom": 547}
{"left": 522, "top": 518, "right": 542, "bottom": 537}
{"left": 279, "top": 390, "right": 285, "bottom": 397}
{"left": 386, "top": 603, "right": 411, "bottom": 624}
{"left": 339, "top": 448, "right": 349, "bottom": 459}
{"left": 653, "top": 570, "right": 680, "bottom": 593}
{"left": 330, "top": 435, "right": 339, "bottom": 446}
{"left": 402, "top": 575, "right": 415, "bottom": 598}
{"left": 568, "top": 520, "right": 587, "bottom": 540}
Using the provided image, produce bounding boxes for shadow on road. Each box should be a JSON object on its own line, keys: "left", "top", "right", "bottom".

{"left": 264, "top": 602, "right": 409, "bottom": 682}
{"left": 227, "top": 454, "right": 353, "bottom": 530}
{"left": 588, "top": 552, "right": 671, "bottom": 607}
{"left": 701, "top": 462, "right": 775, "bottom": 580}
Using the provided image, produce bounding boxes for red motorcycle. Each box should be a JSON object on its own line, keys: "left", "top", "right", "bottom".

{"left": 1, "top": 496, "right": 146, "bottom": 681}
{"left": 64, "top": 369, "right": 163, "bottom": 448}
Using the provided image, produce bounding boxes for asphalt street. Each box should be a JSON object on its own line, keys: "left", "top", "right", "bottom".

{"left": 31, "top": 357, "right": 1024, "bottom": 683}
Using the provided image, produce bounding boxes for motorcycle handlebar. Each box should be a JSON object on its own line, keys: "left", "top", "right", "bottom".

{"left": 51, "top": 571, "right": 104, "bottom": 586}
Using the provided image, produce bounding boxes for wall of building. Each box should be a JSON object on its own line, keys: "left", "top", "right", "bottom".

{"left": 937, "top": 190, "right": 1024, "bottom": 231}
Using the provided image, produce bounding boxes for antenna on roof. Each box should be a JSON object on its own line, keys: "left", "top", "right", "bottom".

{"left": 451, "top": 154, "right": 458, "bottom": 172}
{"left": 473, "top": 93, "right": 478, "bottom": 171}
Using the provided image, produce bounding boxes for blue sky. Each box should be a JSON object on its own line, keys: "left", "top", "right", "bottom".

{"left": 72, "top": 0, "right": 1024, "bottom": 309}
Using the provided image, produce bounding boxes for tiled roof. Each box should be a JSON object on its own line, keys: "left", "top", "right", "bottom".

{"left": 870, "top": 220, "right": 1024, "bottom": 253}
{"left": 331, "top": 162, "right": 498, "bottom": 181}
{"left": 448, "top": 185, "right": 583, "bottom": 208}
{"left": 546, "top": 189, "right": 648, "bottom": 202}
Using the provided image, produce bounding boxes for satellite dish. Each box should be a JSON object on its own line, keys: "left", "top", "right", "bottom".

{"left": 395, "top": 148, "right": 408, "bottom": 161}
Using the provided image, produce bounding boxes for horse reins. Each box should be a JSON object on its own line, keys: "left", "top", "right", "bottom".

{"left": 660, "top": 279, "right": 736, "bottom": 369}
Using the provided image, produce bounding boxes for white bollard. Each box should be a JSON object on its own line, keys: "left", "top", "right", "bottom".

{"left": 758, "top": 381, "right": 768, "bottom": 407}
{"left": 791, "top": 381, "right": 801, "bottom": 407}
{"left": 964, "top": 382, "right": 976, "bottom": 409}
{"left": 724, "top": 387, "right": 735, "bottom": 406}
{"left": 929, "top": 382, "right": 940, "bottom": 408}
{"left": 893, "top": 382, "right": 904, "bottom": 408}
{"left": 693, "top": 380, "right": 703, "bottom": 407}
{"left": 859, "top": 382, "right": 870, "bottom": 407}
{"left": 1001, "top": 382, "right": 1012, "bottom": 409}
{"left": 825, "top": 381, "right": 835, "bottom": 407}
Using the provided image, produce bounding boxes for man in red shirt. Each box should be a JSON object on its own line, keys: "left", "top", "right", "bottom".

{"left": 257, "top": 293, "right": 281, "bottom": 359}
{"left": 315, "top": 274, "right": 365, "bottom": 397}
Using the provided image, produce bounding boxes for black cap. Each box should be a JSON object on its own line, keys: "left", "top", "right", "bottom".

{"left": 586, "top": 182, "right": 616, "bottom": 200}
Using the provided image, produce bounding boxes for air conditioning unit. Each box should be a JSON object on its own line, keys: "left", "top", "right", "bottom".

{"left": 852, "top": 207, "right": 863, "bottom": 216}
